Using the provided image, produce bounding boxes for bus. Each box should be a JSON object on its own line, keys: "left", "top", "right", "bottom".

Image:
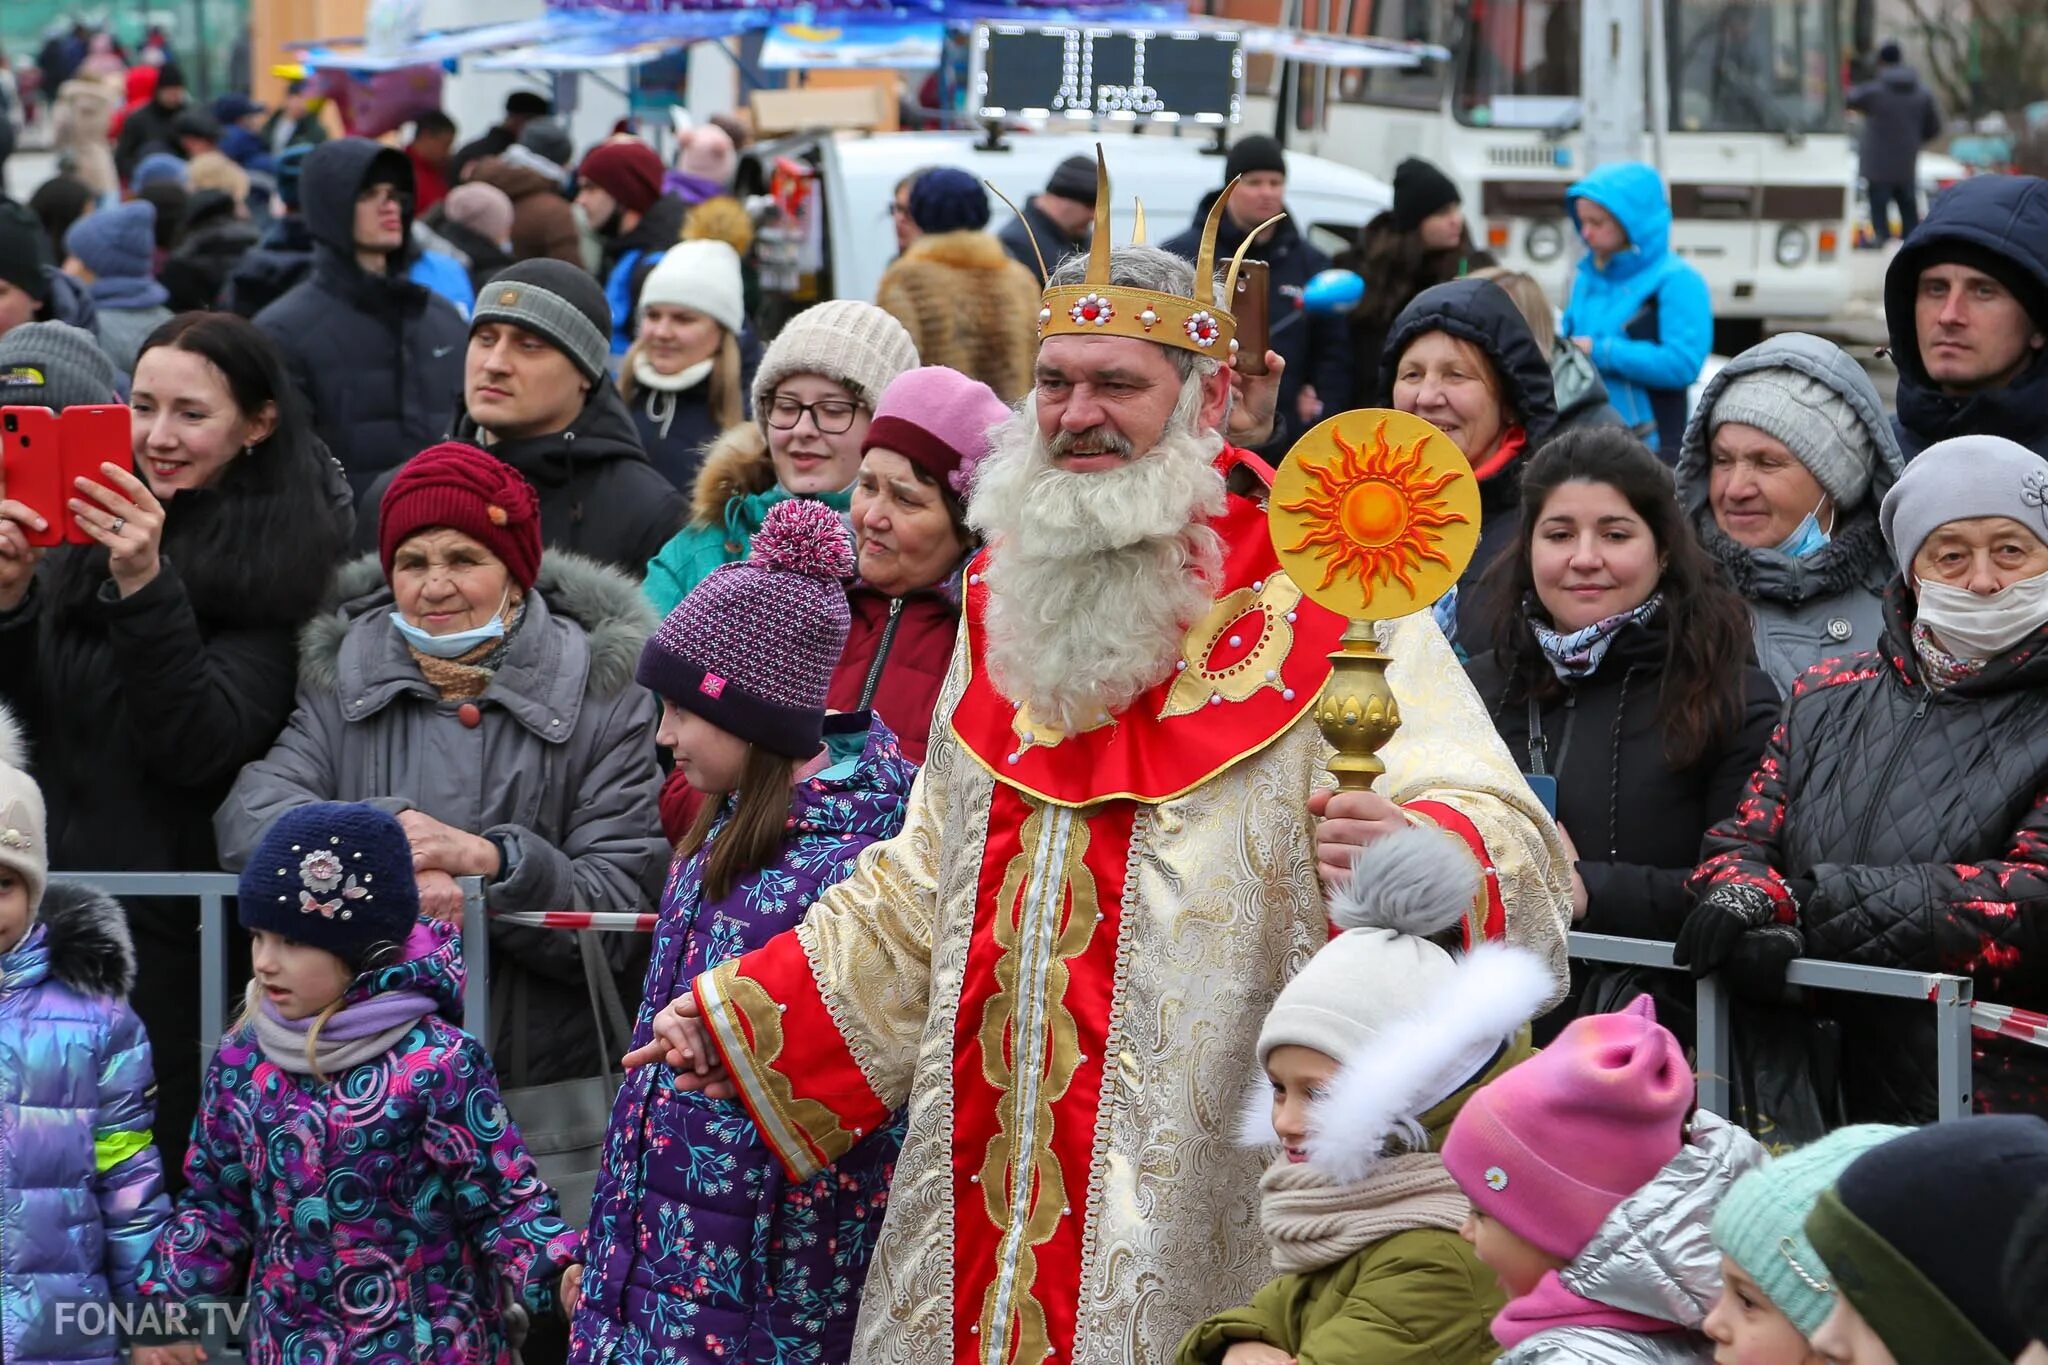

{"left": 1223, "top": 0, "right": 1855, "bottom": 351}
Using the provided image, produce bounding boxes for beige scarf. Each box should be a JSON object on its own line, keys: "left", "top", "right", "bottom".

{"left": 1259, "top": 1151, "right": 1471, "bottom": 1274}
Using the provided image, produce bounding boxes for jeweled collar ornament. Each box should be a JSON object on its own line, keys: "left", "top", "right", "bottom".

{"left": 995, "top": 145, "right": 1283, "bottom": 361}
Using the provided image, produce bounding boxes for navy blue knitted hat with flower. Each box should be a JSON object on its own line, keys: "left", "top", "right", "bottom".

{"left": 238, "top": 803, "right": 420, "bottom": 960}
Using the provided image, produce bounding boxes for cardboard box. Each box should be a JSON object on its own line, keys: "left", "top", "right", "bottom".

{"left": 751, "top": 83, "right": 895, "bottom": 135}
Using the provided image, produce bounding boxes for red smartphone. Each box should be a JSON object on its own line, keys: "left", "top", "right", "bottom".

{"left": 1, "top": 406, "right": 66, "bottom": 548}
{"left": 1, "top": 405, "right": 133, "bottom": 547}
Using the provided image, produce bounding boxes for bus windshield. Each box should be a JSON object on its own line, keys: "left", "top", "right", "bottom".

{"left": 1453, "top": 0, "right": 1582, "bottom": 129}
{"left": 1667, "top": 0, "right": 1843, "bottom": 134}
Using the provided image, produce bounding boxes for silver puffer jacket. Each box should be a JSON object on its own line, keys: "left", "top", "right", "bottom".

{"left": 1499, "top": 1111, "right": 1767, "bottom": 1364}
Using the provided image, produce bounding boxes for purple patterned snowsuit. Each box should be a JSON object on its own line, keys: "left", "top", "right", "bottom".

{"left": 139, "top": 917, "right": 580, "bottom": 1362}
{"left": 571, "top": 717, "right": 915, "bottom": 1363}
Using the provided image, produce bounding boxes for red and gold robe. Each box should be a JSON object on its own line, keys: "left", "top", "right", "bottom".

{"left": 695, "top": 470, "right": 1569, "bottom": 1365}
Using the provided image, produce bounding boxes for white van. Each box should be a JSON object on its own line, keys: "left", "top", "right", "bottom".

{"left": 740, "top": 129, "right": 1392, "bottom": 308}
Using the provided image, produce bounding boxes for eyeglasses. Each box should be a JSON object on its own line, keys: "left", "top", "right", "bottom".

{"left": 888, "top": 200, "right": 912, "bottom": 218}
{"left": 766, "top": 395, "right": 863, "bottom": 434}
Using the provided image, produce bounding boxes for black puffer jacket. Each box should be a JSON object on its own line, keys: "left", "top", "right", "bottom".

{"left": 0, "top": 440, "right": 353, "bottom": 1191}
{"left": 1161, "top": 194, "right": 1353, "bottom": 464}
{"left": 254, "top": 139, "right": 468, "bottom": 505}
{"left": 1383, "top": 278, "right": 1560, "bottom": 654}
{"left": 362, "top": 383, "right": 688, "bottom": 578}
{"left": 1337, "top": 210, "right": 1495, "bottom": 406}
{"left": 1885, "top": 175, "right": 2048, "bottom": 460}
{"left": 160, "top": 190, "right": 262, "bottom": 312}
{"left": 224, "top": 214, "right": 315, "bottom": 318}
{"left": 1692, "top": 583, "right": 2048, "bottom": 1121}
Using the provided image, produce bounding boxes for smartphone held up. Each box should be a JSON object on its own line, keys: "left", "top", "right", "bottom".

{"left": 2, "top": 404, "right": 132, "bottom": 547}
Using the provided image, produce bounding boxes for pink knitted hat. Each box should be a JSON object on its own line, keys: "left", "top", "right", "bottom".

{"left": 862, "top": 365, "right": 1013, "bottom": 498}
{"left": 1441, "top": 995, "right": 1692, "bottom": 1261}
{"left": 636, "top": 500, "right": 855, "bottom": 758}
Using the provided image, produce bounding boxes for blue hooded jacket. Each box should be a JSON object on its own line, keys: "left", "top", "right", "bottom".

{"left": 1561, "top": 162, "right": 1712, "bottom": 452}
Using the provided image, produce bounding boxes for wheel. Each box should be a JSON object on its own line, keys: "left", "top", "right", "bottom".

{"left": 1713, "top": 317, "right": 1765, "bottom": 357}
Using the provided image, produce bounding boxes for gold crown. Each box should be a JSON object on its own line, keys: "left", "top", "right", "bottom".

{"left": 993, "top": 145, "right": 1283, "bottom": 361}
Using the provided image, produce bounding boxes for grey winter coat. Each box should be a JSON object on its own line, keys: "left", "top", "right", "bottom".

{"left": 214, "top": 551, "right": 668, "bottom": 1086}
{"left": 1674, "top": 333, "right": 1906, "bottom": 696}
{"left": 1848, "top": 65, "right": 1941, "bottom": 186}
{"left": 1497, "top": 1111, "right": 1766, "bottom": 1364}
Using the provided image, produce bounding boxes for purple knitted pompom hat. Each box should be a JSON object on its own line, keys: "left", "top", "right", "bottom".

{"left": 637, "top": 499, "right": 856, "bottom": 758}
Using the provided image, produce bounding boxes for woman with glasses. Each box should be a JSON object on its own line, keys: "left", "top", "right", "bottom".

{"left": 644, "top": 299, "right": 919, "bottom": 617}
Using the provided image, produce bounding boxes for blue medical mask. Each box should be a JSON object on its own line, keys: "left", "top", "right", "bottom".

{"left": 390, "top": 590, "right": 511, "bottom": 658}
{"left": 1773, "top": 498, "right": 1833, "bottom": 559}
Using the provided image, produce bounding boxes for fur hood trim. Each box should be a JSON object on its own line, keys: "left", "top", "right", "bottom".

{"left": 0, "top": 703, "right": 25, "bottom": 771}
{"left": 1237, "top": 943, "right": 1554, "bottom": 1183}
{"left": 300, "top": 549, "right": 656, "bottom": 697}
{"left": 688, "top": 422, "right": 774, "bottom": 527}
{"left": 900, "top": 228, "right": 1025, "bottom": 272}
{"left": 30, "top": 881, "right": 137, "bottom": 997}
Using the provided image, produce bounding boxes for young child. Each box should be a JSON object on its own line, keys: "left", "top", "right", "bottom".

{"left": 570, "top": 497, "right": 918, "bottom": 1362}
{"left": 139, "top": 801, "right": 577, "bottom": 1362}
{"left": 1703, "top": 1125, "right": 1907, "bottom": 1365}
{"left": 0, "top": 706, "right": 176, "bottom": 1365}
{"left": 1178, "top": 825, "right": 1558, "bottom": 1365}
{"left": 1442, "top": 995, "right": 1766, "bottom": 1363}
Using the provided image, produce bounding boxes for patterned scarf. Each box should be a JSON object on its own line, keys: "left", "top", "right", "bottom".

{"left": 1258, "top": 1152, "right": 1471, "bottom": 1274}
{"left": 1911, "top": 620, "right": 1988, "bottom": 691}
{"left": 408, "top": 595, "right": 529, "bottom": 700}
{"left": 1529, "top": 593, "right": 1664, "bottom": 681}
{"left": 246, "top": 979, "right": 436, "bottom": 1077}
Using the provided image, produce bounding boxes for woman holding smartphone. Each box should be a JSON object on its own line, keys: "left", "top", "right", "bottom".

{"left": 0, "top": 314, "right": 351, "bottom": 1192}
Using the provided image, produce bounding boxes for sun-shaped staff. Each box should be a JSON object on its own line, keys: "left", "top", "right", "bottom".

{"left": 1278, "top": 417, "right": 1470, "bottom": 602}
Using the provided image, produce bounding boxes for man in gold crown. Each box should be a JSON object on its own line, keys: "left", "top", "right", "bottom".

{"left": 625, "top": 161, "right": 1570, "bottom": 1364}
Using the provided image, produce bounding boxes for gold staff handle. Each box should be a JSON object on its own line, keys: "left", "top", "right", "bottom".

{"left": 1316, "top": 621, "right": 1403, "bottom": 791}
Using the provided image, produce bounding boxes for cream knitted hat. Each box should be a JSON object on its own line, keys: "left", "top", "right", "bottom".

{"left": 750, "top": 299, "right": 919, "bottom": 420}
{"left": 639, "top": 240, "right": 745, "bottom": 337}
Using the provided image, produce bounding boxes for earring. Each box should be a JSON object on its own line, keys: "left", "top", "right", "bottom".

{"left": 244, "top": 443, "right": 255, "bottom": 458}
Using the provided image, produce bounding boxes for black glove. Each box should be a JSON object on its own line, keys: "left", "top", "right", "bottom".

{"left": 1722, "top": 923, "right": 1805, "bottom": 1002}
{"left": 1674, "top": 882, "right": 1783, "bottom": 977}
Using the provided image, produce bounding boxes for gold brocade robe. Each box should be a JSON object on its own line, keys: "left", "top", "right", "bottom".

{"left": 696, "top": 490, "right": 1570, "bottom": 1365}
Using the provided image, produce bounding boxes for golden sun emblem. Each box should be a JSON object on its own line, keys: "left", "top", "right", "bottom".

{"left": 1269, "top": 410, "right": 1481, "bottom": 621}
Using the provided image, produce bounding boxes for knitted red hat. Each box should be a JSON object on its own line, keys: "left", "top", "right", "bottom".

{"left": 378, "top": 443, "right": 544, "bottom": 590}
{"left": 579, "top": 141, "right": 664, "bottom": 216}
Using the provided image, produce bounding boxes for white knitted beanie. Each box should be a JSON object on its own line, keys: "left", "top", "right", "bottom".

{"left": 638, "top": 240, "right": 746, "bottom": 337}
{"left": 751, "top": 299, "right": 919, "bottom": 419}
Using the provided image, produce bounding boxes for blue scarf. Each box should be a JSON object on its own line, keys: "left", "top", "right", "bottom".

{"left": 1529, "top": 594, "right": 1664, "bottom": 681}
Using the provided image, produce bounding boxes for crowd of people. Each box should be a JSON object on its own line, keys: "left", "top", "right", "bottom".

{"left": 1, "top": 80, "right": 2047, "bottom": 1365}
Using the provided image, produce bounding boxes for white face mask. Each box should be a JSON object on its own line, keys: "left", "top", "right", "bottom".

{"left": 1914, "top": 569, "right": 2048, "bottom": 659}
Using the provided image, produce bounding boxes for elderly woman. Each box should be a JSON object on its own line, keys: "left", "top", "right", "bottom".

{"left": 1383, "top": 276, "right": 1559, "bottom": 653}
{"left": 217, "top": 441, "right": 667, "bottom": 1089}
{"left": 642, "top": 299, "right": 919, "bottom": 616}
{"left": 1676, "top": 333, "right": 1907, "bottom": 695}
{"left": 1679, "top": 435, "right": 2048, "bottom": 1122}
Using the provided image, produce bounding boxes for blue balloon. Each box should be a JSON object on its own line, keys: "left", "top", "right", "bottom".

{"left": 1303, "top": 269, "right": 1365, "bottom": 313}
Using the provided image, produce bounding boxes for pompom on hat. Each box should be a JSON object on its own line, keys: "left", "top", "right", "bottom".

{"left": 0, "top": 705, "right": 49, "bottom": 914}
{"left": 236, "top": 802, "right": 421, "bottom": 964}
{"left": 1442, "top": 994, "right": 1693, "bottom": 1261}
{"left": 637, "top": 499, "right": 856, "bottom": 759}
{"left": 378, "top": 443, "right": 544, "bottom": 591}
{"left": 1244, "top": 826, "right": 1556, "bottom": 1182}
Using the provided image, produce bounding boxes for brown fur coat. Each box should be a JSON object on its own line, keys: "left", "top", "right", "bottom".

{"left": 875, "top": 230, "right": 1042, "bottom": 403}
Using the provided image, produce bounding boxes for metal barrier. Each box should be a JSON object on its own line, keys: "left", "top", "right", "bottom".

{"left": 1570, "top": 932, "right": 1979, "bottom": 1122}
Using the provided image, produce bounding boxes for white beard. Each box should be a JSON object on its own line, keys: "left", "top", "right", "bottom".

{"left": 967, "top": 392, "right": 1227, "bottom": 734}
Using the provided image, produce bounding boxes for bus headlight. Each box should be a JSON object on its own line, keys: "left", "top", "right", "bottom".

{"left": 1774, "top": 225, "right": 1811, "bottom": 268}
{"left": 1526, "top": 220, "right": 1564, "bottom": 263}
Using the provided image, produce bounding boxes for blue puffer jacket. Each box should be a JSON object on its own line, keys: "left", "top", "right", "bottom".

{"left": 1561, "top": 162, "right": 1712, "bottom": 453}
{"left": 0, "top": 882, "right": 171, "bottom": 1365}
{"left": 571, "top": 714, "right": 916, "bottom": 1363}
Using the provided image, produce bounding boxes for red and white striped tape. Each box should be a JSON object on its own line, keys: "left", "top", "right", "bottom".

{"left": 492, "top": 909, "right": 660, "bottom": 934}
{"left": 1974, "top": 1002, "right": 2048, "bottom": 1050}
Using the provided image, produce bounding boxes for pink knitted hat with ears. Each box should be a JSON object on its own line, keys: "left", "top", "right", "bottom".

{"left": 1441, "top": 994, "right": 1693, "bottom": 1261}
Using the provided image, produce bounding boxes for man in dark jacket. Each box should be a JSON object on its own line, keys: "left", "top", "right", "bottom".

{"left": 260, "top": 79, "right": 328, "bottom": 157}
{"left": 448, "top": 89, "right": 552, "bottom": 188}
{"left": 1883, "top": 174, "right": 2048, "bottom": 460}
{"left": 362, "top": 259, "right": 686, "bottom": 575}
{"left": 225, "top": 143, "right": 315, "bottom": 317}
{"left": 1161, "top": 135, "right": 1353, "bottom": 464}
{"left": 255, "top": 138, "right": 468, "bottom": 505}
{"left": 576, "top": 139, "right": 688, "bottom": 357}
{"left": 997, "top": 154, "right": 1096, "bottom": 280}
{"left": 113, "top": 61, "right": 190, "bottom": 182}
{"left": 1850, "top": 42, "right": 1942, "bottom": 245}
